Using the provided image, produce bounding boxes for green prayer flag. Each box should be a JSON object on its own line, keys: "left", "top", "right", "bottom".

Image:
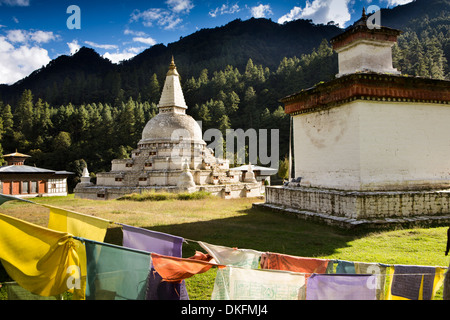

{"left": 0, "top": 194, "right": 34, "bottom": 206}
{"left": 84, "top": 240, "right": 151, "bottom": 300}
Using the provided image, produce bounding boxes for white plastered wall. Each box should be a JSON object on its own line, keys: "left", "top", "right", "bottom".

{"left": 358, "top": 101, "right": 450, "bottom": 190}
{"left": 336, "top": 40, "right": 400, "bottom": 77}
{"left": 293, "top": 102, "right": 361, "bottom": 190}
{"left": 293, "top": 100, "right": 450, "bottom": 191}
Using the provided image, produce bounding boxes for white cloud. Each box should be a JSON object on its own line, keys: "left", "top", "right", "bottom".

{"left": 0, "top": 0, "right": 30, "bottom": 6}
{"left": 131, "top": 8, "right": 162, "bottom": 27}
{"left": 124, "top": 28, "right": 147, "bottom": 37}
{"left": 278, "top": 0, "right": 351, "bottom": 27}
{"left": 67, "top": 39, "right": 80, "bottom": 55}
{"left": 84, "top": 41, "right": 118, "bottom": 50}
{"left": 126, "top": 46, "right": 147, "bottom": 54}
{"left": 67, "top": 38, "right": 144, "bottom": 64}
{"left": 6, "top": 29, "right": 26, "bottom": 42}
{"left": 383, "top": 0, "right": 414, "bottom": 6}
{"left": 130, "top": 0, "right": 193, "bottom": 30}
{"left": 166, "top": 0, "right": 194, "bottom": 14}
{"left": 103, "top": 50, "right": 137, "bottom": 64}
{"left": 0, "top": 28, "right": 59, "bottom": 84}
{"left": 133, "top": 36, "right": 157, "bottom": 46}
{"left": 209, "top": 3, "right": 240, "bottom": 17}
{"left": 131, "top": 8, "right": 184, "bottom": 30}
{"left": 6, "top": 29, "right": 59, "bottom": 43}
{"left": 0, "top": 36, "right": 51, "bottom": 84}
{"left": 251, "top": 4, "right": 273, "bottom": 18}
{"left": 123, "top": 28, "right": 157, "bottom": 46}
{"left": 29, "top": 30, "right": 58, "bottom": 43}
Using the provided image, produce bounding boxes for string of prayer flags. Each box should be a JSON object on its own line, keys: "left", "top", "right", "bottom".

{"left": 0, "top": 212, "right": 86, "bottom": 299}
{"left": 151, "top": 252, "right": 224, "bottom": 283}
{"left": 198, "top": 241, "right": 262, "bottom": 269}
{"left": 261, "top": 252, "right": 332, "bottom": 276}
{"left": 306, "top": 274, "right": 377, "bottom": 300}
{"left": 211, "top": 266, "right": 306, "bottom": 300}
{"left": 0, "top": 194, "right": 448, "bottom": 301}
{"left": 45, "top": 204, "right": 110, "bottom": 242}
{"left": 386, "top": 265, "right": 446, "bottom": 300}
{"left": 84, "top": 239, "right": 151, "bottom": 300}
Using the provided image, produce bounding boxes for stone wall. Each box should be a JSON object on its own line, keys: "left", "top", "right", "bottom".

{"left": 264, "top": 186, "right": 450, "bottom": 219}
{"left": 75, "top": 182, "right": 261, "bottom": 200}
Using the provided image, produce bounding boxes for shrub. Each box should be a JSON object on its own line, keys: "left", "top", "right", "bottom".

{"left": 117, "top": 190, "right": 211, "bottom": 201}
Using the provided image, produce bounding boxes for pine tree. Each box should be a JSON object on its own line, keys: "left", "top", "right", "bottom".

{"left": 217, "top": 114, "right": 231, "bottom": 135}
{"left": 226, "top": 91, "right": 240, "bottom": 114}
{"left": 70, "top": 104, "right": 89, "bottom": 143}
{"left": 244, "top": 58, "right": 255, "bottom": 82}
{"left": 277, "top": 157, "right": 289, "bottom": 180}
{"left": 148, "top": 73, "right": 161, "bottom": 103}
{"left": 1, "top": 104, "right": 14, "bottom": 136}
{"left": 425, "top": 36, "right": 447, "bottom": 79}
{"left": 0, "top": 103, "right": 14, "bottom": 156}
{"left": 115, "top": 97, "right": 136, "bottom": 147}
{"left": 134, "top": 102, "right": 146, "bottom": 135}
{"left": 198, "top": 69, "right": 209, "bottom": 85}
{"left": 15, "top": 89, "right": 34, "bottom": 142}
{"left": 197, "top": 103, "right": 212, "bottom": 129}
{"left": 243, "top": 86, "right": 257, "bottom": 128}
{"left": 53, "top": 131, "right": 72, "bottom": 151}
{"left": 34, "top": 98, "right": 53, "bottom": 140}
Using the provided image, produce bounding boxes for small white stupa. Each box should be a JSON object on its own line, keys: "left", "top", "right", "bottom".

{"left": 244, "top": 163, "right": 257, "bottom": 183}
{"left": 79, "top": 166, "right": 92, "bottom": 186}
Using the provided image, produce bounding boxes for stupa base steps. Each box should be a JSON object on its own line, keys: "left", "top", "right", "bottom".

{"left": 74, "top": 182, "right": 261, "bottom": 200}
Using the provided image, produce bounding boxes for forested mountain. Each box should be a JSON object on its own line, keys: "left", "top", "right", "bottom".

{"left": 0, "top": 17, "right": 342, "bottom": 107}
{"left": 0, "top": 0, "right": 448, "bottom": 189}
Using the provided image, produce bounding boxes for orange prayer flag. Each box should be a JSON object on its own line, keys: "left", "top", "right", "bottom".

{"left": 151, "top": 252, "right": 224, "bottom": 283}
{"left": 261, "top": 252, "right": 330, "bottom": 276}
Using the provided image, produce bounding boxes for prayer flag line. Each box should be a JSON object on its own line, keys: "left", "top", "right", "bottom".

{"left": 1, "top": 192, "right": 448, "bottom": 274}
{"left": 0, "top": 193, "right": 448, "bottom": 300}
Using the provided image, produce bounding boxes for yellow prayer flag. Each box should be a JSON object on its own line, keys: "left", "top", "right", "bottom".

{"left": 386, "top": 265, "right": 445, "bottom": 300}
{"left": 0, "top": 213, "right": 86, "bottom": 299}
{"left": 45, "top": 204, "right": 110, "bottom": 242}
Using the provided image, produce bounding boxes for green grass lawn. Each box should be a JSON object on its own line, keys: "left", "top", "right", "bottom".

{"left": 0, "top": 194, "right": 449, "bottom": 300}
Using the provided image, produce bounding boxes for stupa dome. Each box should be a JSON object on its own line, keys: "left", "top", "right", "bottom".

{"left": 140, "top": 112, "right": 204, "bottom": 143}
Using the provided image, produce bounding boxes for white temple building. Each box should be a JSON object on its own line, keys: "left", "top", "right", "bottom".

{"left": 256, "top": 11, "right": 450, "bottom": 228}
{"left": 74, "top": 58, "right": 268, "bottom": 200}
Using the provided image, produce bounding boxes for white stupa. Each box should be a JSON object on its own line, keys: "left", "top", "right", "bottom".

{"left": 75, "top": 58, "right": 267, "bottom": 200}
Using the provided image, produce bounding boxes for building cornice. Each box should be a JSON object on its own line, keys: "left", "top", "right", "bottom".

{"left": 281, "top": 73, "right": 450, "bottom": 115}
{"left": 330, "top": 25, "right": 401, "bottom": 51}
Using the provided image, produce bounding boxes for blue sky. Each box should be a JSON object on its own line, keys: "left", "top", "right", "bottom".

{"left": 0, "top": 0, "right": 414, "bottom": 85}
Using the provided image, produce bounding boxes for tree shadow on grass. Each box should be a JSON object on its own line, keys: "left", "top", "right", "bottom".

{"left": 104, "top": 205, "right": 372, "bottom": 259}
